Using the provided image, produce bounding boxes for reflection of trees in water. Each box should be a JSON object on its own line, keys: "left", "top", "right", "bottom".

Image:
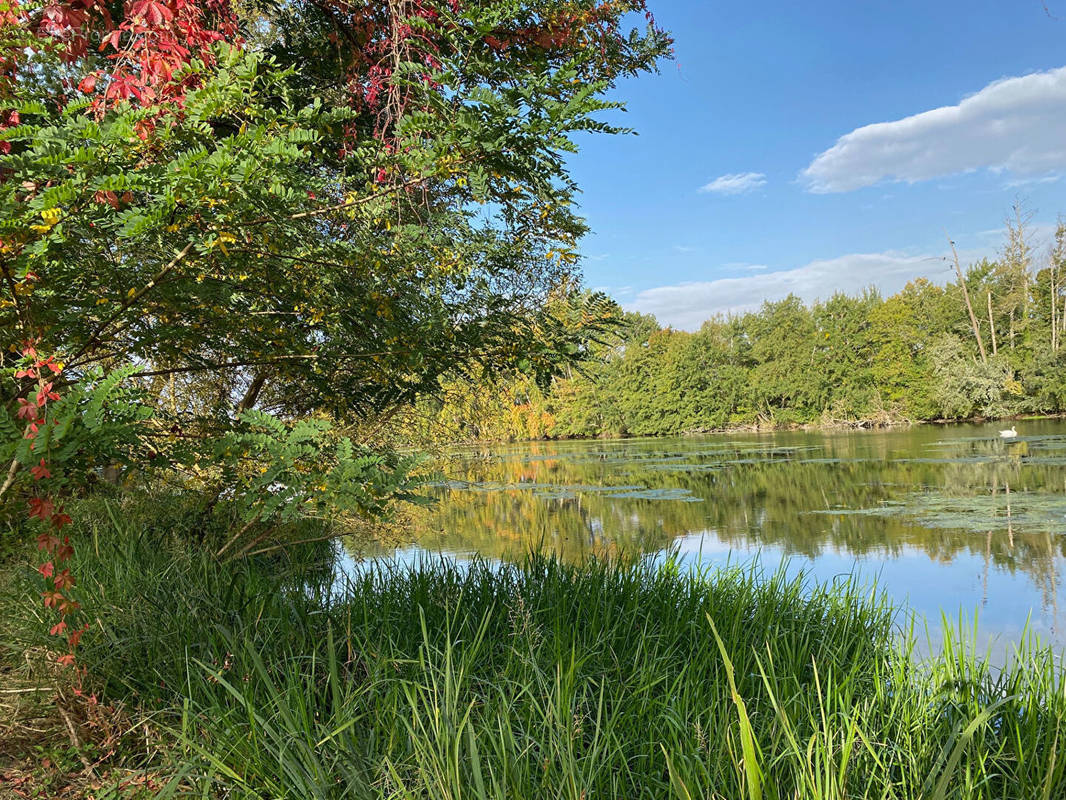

{"left": 406, "top": 489, "right": 686, "bottom": 562}
{"left": 392, "top": 424, "right": 1066, "bottom": 601}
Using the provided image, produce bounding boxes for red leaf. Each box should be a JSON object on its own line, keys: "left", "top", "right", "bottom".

{"left": 37, "top": 532, "right": 61, "bottom": 552}
{"left": 53, "top": 569, "right": 75, "bottom": 590}
{"left": 16, "top": 398, "right": 37, "bottom": 420}
{"left": 99, "top": 29, "right": 123, "bottom": 51}
{"left": 49, "top": 621, "right": 67, "bottom": 636}
{"left": 38, "top": 562, "right": 55, "bottom": 578}
{"left": 28, "top": 496, "right": 54, "bottom": 521}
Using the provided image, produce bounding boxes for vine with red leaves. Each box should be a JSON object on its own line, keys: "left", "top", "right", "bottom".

{"left": 13, "top": 341, "right": 87, "bottom": 668}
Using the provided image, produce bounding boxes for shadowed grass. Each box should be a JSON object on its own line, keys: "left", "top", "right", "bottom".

{"left": 4, "top": 517, "right": 1066, "bottom": 799}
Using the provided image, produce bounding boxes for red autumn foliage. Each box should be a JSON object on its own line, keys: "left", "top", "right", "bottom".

{"left": 27, "top": 495, "right": 54, "bottom": 521}
{"left": 3, "top": 0, "right": 660, "bottom": 146}
{"left": 10, "top": 341, "right": 83, "bottom": 667}
{"left": 1, "top": 0, "right": 237, "bottom": 146}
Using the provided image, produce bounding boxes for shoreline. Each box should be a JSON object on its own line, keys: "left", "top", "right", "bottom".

{"left": 454, "top": 412, "right": 1066, "bottom": 446}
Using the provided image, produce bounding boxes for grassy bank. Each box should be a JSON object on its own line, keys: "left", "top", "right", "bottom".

{"left": 2, "top": 509, "right": 1066, "bottom": 798}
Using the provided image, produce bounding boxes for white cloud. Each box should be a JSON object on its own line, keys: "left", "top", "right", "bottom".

{"left": 802, "top": 66, "right": 1066, "bottom": 193}
{"left": 625, "top": 252, "right": 953, "bottom": 330}
{"left": 699, "top": 172, "right": 767, "bottom": 195}
{"left": 1005, "top": 173, "right": 1063, "bottom": 188}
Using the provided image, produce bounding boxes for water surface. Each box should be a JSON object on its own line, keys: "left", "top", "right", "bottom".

{"left": 344, "top": 420, "right": 1066, "bottom": 653}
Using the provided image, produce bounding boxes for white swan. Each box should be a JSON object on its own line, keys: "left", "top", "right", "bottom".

{"left": 999, "top": 427, "right": 1017, "bottom": 439}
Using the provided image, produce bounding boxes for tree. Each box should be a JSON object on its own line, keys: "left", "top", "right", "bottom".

{"left": 929, "top": 335, "right": 1018, "bottom": 420}
{"left": 998, "top": 204, "right": 1034, "bottom": 353}
{"left": 947, "top": 236, "right": 987, "bottom": 363}
{"left": 868, "top": 280, "right": 941, "bottom": 419}
{"left": 744, "top": 295, "right": 819, "bottom": 423}
{"left": 811, "top": 291, "right": 880, "bottom": 421}
{"left": 1, "top": 0, "right": 671, "bottom": 545}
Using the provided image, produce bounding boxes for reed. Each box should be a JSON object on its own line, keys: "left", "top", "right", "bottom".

{"left": 4, "top": 512, "right": 1065, "bottom": 799}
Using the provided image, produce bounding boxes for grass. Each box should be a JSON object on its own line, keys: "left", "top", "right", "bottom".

{"left": 2, "top": 502, "right": 1066, "bottom": 798}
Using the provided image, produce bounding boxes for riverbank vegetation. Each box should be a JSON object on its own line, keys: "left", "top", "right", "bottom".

{"left": 4, "top": 0, "right": 1065, "bottom": 796}
{"left": 2, "top": 501, "right": 1065, "bottom": 798}
{"left": 404, "top": 212, "right": 1066, "bottom": 441}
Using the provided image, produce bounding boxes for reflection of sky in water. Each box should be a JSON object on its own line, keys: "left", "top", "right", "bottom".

{"left": 339, "top": 420, "right": 1066, "bottom": 660}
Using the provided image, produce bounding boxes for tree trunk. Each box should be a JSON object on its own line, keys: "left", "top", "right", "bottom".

{"left": 236, "top": 369, "right": 270, "bottom": 415}
{"left": 948, "top": 236, "right": 987, "bottom": 363}
{"left": 987, "top": 290, "right": 998, "bottom": 356}
{"left": 1052, "top": 259, "right": 1058, "bottom": 352}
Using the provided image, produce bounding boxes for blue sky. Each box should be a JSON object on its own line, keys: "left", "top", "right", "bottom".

{"left": 571, "top": 0, "right": 1066, "bottom": 329}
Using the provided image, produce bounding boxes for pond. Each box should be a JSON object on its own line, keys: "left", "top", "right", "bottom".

{"left": 342, "top": 419, "right": 1066, "bottom": 654}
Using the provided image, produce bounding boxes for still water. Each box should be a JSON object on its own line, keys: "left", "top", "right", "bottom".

{"left": 344, "top": 420, "right": 1066, "bottom": 652}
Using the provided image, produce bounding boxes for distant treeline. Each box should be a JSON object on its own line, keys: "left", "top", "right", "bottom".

{"left": 403, "top": 214, "right": 1066, "bottom": 442}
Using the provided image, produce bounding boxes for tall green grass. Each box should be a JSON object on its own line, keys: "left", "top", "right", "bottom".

{"left": 5, "top": 514, "right": 1066, "bottom": 799}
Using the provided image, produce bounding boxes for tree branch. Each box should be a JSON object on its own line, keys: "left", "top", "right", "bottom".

{"left": 67, "top": 241, "right": 196, "bottom": 365}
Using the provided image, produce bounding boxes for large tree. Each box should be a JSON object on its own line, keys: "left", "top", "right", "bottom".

{"left": 0, "top": 0, "right": 670, "bottom": 539}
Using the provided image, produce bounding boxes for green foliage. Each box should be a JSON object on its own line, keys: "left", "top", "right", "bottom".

{"left": 929, "top": 337, "right": 1017, "bottom": 420}
{"left": 6, "top": 523, "right": 1065, "bottom": 799}
{"left": 0, "top": 364, "right": 150, "bottom": 501}
{"left": 1020, "top": 346, "right": 1066, "bottom": 412}
{"left": 205, "top": 411, "right": 422, "bottom": 556}
{"left": 418, "top": 233, "right": 1066, "bottom": 441}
